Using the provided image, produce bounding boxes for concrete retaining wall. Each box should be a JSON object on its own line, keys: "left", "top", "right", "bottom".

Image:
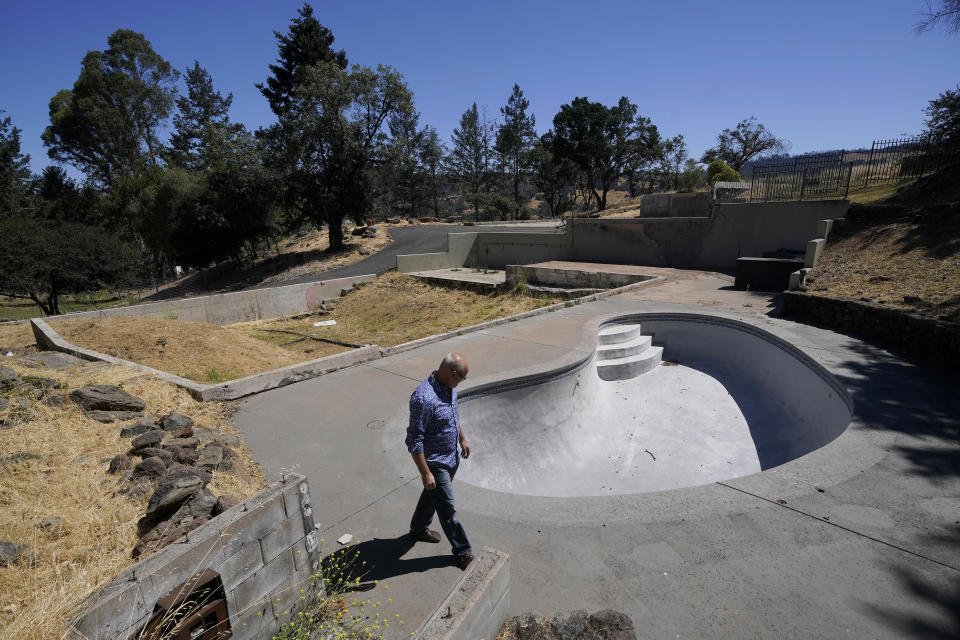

{"left": 40, "top": 275, "right": 375, "bottom": 327}
{"left": 782, "top": 292, "right": 960, "bottom": 367}
{"left": 639, "top": 192, "right": 712, "bottom": 217}
{"left": 30, "top": 318, "right": 382, "bottom": 401}
{"left": 397, "top": 233, "right": 483, "bottom": 272}
{"left": 505, "top": 265, "right": 654, "bottom": 289}
{"left": 70, "top": 474, "right": 319, "bottom": 640}
{"left": 397, "top": 201, "right": 849, "bottom": 272}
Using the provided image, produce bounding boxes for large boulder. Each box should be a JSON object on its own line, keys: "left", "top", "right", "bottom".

{"left": 193, "top": 426, "right": 217, "bottom": 446}
{"left": 168, "top": 436, "right": 200, "bottom": 449}
{"left": 70, "top": 386, "right": 146, "bottom": 412}
{"left": 131, "top": 457, "right": 167, "bottom": 482}
{"left": 42, "top": 393, "right": 71, "bottom": 408}
{"left": 18, "top": 352, "right": 83, "bottom": 370}
{"left": 131, "top": 430, "right": 165, "bottom": 451}
{"left": 131, "top": 447, "right": 174, "bottom": 465}
{"left": 107, "top": 454, "right": 134, "bottom": 474}
{"left": 165, "top": 462, "right": 211, "bottom": 487}
{"left": 161, "top": 413, "right": 194, "bottom": 432}
{"left": 163, "top": 445, "right": 199, "bottom": 466}
{"left": 139, "top": 475, "right": 203, "bottom": 533}
{"left": 84, "top": 410, "right": 145, "bottom": 423}
{"left": 132, "top": 516, "right": 209, "bottom": 559}
{"left": 171, "top": 489, "right": 217, "bottom": 521}
{"left": 121, "top": 417, "right": 162, "bottom": 438}
{"left": 197, "top": 444, "right": 224, "bottom": 469}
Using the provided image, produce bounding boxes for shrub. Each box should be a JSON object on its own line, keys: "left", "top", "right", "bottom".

{"left": 707, "top": 159, "right": 741, "bottom": 186}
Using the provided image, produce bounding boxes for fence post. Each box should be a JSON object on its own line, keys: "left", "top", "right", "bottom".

{"left": 863, "top": 141, "right": 876, "bottom": 187}
{"left": 799, "top": 169, "right": 808, "bottom": 201}
{"left": 844, "top": 165, "right": 853, "bottom": 199}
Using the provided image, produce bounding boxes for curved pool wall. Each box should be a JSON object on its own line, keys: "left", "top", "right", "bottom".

{"left": 455, "top": 313, "right": 853, "bottom": 498}
{"left": 635, "top": 314, "right": 853, "bottom": 468}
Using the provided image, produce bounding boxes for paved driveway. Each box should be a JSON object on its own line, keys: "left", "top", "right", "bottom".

{"left": 232, "top": 275, "right": 960, "bottom": 639}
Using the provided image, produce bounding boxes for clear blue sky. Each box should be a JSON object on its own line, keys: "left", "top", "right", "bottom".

{"left": 2, "top": 0, "right": 958, "bottom": 177}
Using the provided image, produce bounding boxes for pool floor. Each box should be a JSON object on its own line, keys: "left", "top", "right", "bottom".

{"left": 459, "top": 362, "right": 770, "bottom": 497}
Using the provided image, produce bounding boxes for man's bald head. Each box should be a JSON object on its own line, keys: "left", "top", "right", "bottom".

{"left": 436, "top": 352, "right": 469, "bottom": 388}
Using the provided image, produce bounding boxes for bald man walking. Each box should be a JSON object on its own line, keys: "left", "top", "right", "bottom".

{"left": 405, "top": 352, "right": 474, "bottom": 570}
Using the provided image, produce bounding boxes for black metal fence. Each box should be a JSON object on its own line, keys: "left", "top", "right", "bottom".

{"left": 735, "top": 136, "right": 936, "bottom": 203}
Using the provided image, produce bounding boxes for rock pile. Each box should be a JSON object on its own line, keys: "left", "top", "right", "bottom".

{"left": 109, "top": 411, "right": 239, "bottom": 558}
{"left": 500, "top": 610, "right": 636, "bottom": 640}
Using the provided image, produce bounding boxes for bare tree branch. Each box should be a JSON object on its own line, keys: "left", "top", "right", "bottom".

{"left": 915, "top": 0, "right": 960, "bottom": 34}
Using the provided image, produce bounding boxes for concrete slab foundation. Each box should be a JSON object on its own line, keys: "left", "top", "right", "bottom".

{"left": 232, "top": 274, "right": 960, "bottom": 639}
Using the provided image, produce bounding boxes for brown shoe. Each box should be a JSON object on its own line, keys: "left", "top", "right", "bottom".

{"left": 455, "top": 551, "right": 475, "bottom": 570}
{"left": 409, "top": 528, "right": 441, "bottom": 543}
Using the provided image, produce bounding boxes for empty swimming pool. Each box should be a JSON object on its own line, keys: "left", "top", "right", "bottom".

{"left": 456, "top": 313, "right": 853, "bottom": 497}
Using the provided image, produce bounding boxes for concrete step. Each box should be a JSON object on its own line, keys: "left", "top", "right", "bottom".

{"left": 597, "top": 323, "right": 642, "bottom": 345}
{"left": 596, "top": 334, "right": 653, "bottom": 361}
{"left": 596, "top": 346, "right": 664, "bottom": 381}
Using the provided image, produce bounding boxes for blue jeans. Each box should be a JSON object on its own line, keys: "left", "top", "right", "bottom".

{"left": 410, "top": 463, "right": 472, "bottom": 557}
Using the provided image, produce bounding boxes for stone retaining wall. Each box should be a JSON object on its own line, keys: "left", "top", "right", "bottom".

{"left": 782, "top": 291, "right": 959, "bottom": 366}
{"left": 70, "top": 474, "right": 318, "bottom": 640}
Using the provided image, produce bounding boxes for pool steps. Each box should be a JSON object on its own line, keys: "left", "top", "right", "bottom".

{"left": 596, "top": 323, "right": 663, "bottom": 381}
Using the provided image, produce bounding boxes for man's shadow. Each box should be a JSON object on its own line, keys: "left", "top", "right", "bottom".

{"left": 320, "top": 534, "right": 454, "bottom": 591}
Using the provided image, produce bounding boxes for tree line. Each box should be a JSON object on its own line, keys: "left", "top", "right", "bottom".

{"left": 3, "top": 3, "right": 955, "bottom": 315}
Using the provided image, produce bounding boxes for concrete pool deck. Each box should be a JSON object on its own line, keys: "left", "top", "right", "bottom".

{"left": 233, "top": 273, "right": 960, "bottom": 639}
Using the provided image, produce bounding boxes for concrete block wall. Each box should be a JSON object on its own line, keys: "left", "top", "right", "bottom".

{"left": 69, "top": 474, "right": 319, "bottom": 640}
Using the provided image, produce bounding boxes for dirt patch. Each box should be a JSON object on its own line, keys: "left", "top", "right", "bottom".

{"left": 0, "top": 359, "right": 265, "bottom": 640}
{"left": 48, "top": 317, "right": 306, "bottom": 383}
{"left": 234, "top": 272, "right": 563, "bottom": 350}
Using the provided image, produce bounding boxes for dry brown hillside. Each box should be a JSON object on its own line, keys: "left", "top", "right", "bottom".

{"left": 805, "top": 173, "right": 960, "bottom": 323}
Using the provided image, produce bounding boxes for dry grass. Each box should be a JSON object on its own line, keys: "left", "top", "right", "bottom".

{"left": 808, "top": 216, "right": 960, "bottom": 322}
{"left": 234, "top": 272, "right": 562, "bottom": 350}
{"left": 0, "top": 359, "right": 265, "bottom": 640}
{"left": 258, "top": 225, "right": 392, "bottom": 285}
{"left": 0, "top": 323, "right": 35, "bottom": 351}
{"left": 35, "top": 274, "right": 560, "bottom": 385}
{"left": 48, "top": 317, "right": 305, "bottom": 383}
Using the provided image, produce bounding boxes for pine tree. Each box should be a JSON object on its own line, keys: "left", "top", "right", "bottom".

{"left": 257, "top": 3, "right": 347, "bottom": 117}
{"left": 495, "top": 84, "right": 537, "bottom": 219}
{"left": 168, "top": 61, "right": 242, "bottom": 171}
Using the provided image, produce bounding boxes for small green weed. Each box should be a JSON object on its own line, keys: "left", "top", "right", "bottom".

{"left": 203, "top": 369, "right": 237, "bottom": 383}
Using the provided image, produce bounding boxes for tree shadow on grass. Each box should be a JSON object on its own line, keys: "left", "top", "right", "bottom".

{"left": 320, "top": 534, "right": 453, "bottom": 592}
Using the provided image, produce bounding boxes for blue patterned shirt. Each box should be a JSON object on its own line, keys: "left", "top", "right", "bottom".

{"left": 406, "top": 374, "right": 460, "bottom": 468}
